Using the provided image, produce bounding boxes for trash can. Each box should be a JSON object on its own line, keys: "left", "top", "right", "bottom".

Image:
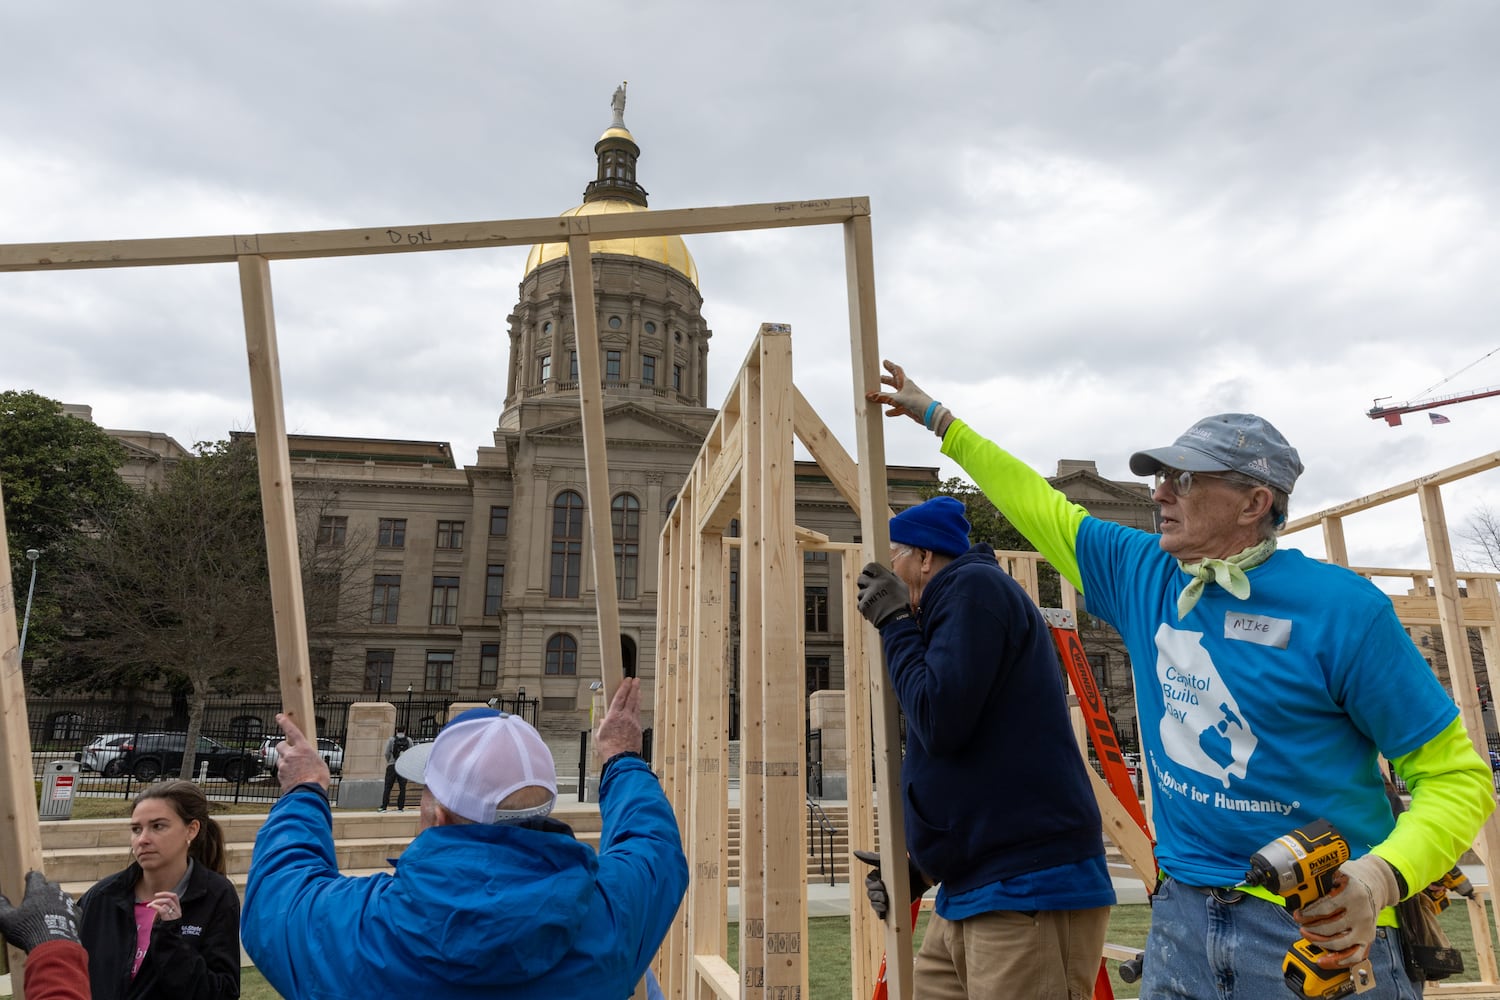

{"left": 40, "top": 760, "right": 81, "bottom": 820}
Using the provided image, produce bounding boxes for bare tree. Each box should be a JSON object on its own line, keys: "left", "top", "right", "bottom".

{"left": 51, "top": 440, "right": 376, "bottom": 778}
{"left": 1461, "top": 504, "right": 1500, "bottom": 572}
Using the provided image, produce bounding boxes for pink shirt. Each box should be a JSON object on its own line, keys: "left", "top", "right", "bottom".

{"left": 131, "top": 900, "right": 155, "bottom": 977}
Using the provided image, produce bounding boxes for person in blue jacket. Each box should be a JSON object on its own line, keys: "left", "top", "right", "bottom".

{"left": 242, "top": 677, "right": 685, "bottom": 1000}
{"left": 856, "top": 496, "right": 1115, "bottom": 998}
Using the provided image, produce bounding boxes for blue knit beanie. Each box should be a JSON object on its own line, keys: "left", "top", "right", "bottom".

{"left": 890, "top": 496, "right": 971, "bottom": 557}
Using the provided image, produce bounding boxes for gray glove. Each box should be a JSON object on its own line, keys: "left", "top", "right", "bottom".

{"left": 857, "top": 563, "right": 912, "bottom": 629}
{"left": 866, "top": 361, "right": 951, "bottom": 437}
{"left": 852, "top": 849, "right": 931, "bottom": 920}
{"left": 1296, "top": 853, "right": 1401, "bottom": 967}
{"left": 0, "top": 871, "right": 81, "bottom": 952}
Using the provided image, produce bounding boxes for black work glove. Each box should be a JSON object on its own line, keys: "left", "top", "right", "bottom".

{"left": 852, "top": 849, "right": 931, "bottom": 920}
{"left": 0, "top": 871, "right": 81, "bottom": 953}
{"left": 857, "top": 563, "right": 912, "bottom": 629}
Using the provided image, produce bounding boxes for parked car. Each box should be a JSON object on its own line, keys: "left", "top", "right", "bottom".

{"left": 1489, "top": 750, "right": 1500, "bottom": 772}
{"left": 114, "top": 733, "right": 259, "bottom": 783}
{"left": 257, "top": 736, "right": 344, "bottom": 777}
{"left": 74, "top": 733, "right": 136, "bottom": 777}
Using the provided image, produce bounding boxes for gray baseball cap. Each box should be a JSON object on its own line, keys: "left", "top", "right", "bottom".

{"left": 1129, "top": 413, "right": 1304, "bottom": 494}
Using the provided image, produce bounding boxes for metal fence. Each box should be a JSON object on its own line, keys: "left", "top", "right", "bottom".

{"left": 21, "top": 693, "right": 507, "bottom": 805}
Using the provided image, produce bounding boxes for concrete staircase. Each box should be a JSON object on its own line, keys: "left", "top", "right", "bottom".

{"left": 727, "top": 802, "right": 860, "bottom": 888}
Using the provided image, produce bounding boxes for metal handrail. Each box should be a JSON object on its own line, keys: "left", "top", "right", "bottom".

{"left": 806, "top": 796, "right": 837, "bottom": 886}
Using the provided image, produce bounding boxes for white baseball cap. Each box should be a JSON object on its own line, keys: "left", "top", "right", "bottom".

{"left": 394, "top": 708, "right": 557, "bottom": 823}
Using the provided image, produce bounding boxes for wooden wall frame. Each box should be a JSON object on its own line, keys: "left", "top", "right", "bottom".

{"left": 0, "top": 198, "right": 919, "bottom": 997}
{"left": 1282, "top": 451, "right": 1500, "bottom": 996}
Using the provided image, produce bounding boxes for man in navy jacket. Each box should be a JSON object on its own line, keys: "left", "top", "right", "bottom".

{"left": 857, "top": 496, "right": 1115, "bottom": 998}
{"left": 243, "top": 678, "right": 685, "bottom": 1000}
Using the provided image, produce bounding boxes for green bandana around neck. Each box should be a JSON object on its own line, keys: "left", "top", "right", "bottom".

{"left": 1176, "top": 538, "right": 1277, "bottom": 619}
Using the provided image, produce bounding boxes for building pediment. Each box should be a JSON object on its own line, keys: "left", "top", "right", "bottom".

{"left": 1049, "top": 469, "right": 1152, "bottom": 505}
{"left": 527, "top": 402, "right": 713, "bottom": 449}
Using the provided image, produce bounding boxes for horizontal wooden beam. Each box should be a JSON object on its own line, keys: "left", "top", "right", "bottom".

{"left": 691, "top": 955, "right": 739, "bottom": 1000}
{"left": 0, "top": 199, "right": 870, "bottom": 272}
{"left": 1284, "top": 451, "right": 1500, "bottom": 534}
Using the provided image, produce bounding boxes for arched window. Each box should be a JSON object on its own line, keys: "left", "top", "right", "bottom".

{"left": 48, "top": 712, "right": 85, "bottom": 743}
{"left": 612, "top": 493, "right": 641, "bottom": 600}
{"left": 546, "top": 633, "right": 579, "bottom": 676}
{"left": 228, "top": 715, "right": 264, "bottom": 746}
{"left": 550, "top": 491, "right": 584, "bottom": 598}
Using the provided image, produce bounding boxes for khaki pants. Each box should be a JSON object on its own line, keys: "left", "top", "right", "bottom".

{"left": 913, "top": 906, "right": 1111, "bottom": 1000}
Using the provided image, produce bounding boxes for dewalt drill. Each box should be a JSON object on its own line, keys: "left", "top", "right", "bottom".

{"left": 1244, "top": 819, "right": 1376, "bottom": 998}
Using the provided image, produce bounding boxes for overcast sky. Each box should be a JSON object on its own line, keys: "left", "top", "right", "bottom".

{"left": 3, "top": 2, "right": 1499, "bottom": 573}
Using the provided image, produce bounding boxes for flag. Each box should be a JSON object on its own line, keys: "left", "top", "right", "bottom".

{"left": 1429, "top": 412, "right": 1452, "bottom": 425}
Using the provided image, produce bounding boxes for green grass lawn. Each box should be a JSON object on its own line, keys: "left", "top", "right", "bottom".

{"left": 212, "top": 904, "right": 1498, "bottom": 1000}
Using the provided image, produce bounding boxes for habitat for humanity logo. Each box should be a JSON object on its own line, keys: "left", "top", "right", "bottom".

{"left": 1153, "top": 624, "right": 1256, "bottom": 789}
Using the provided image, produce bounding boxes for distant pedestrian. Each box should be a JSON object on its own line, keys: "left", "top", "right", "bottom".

{"left": 379, "top": 726, "right": 412, "bottom": 812}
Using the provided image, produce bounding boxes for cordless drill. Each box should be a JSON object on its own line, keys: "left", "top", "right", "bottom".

{"left": 1244, "top": 819, "right": 1376, "bottom": 999}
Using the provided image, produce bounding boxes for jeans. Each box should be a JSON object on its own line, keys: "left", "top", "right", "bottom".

{"left": 1141, "top": 877, "right": 1418, "bottom": 1000}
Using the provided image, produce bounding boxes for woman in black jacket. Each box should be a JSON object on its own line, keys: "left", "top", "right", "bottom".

{"left": 79, "top": 779, "right": 240, "bottom": 999}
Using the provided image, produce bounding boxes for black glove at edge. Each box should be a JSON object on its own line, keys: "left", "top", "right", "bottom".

{"left": 0, "top": 871, "right": 81, "bottom": 953}
{"left": 856, "top": 563, "right": 912, "bottom": 630}
{"left": 853, "top": 849, "right": 931, "bottom": 921}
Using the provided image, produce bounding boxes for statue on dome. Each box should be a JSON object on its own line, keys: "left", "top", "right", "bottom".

{"left": 610, "top": 82, "right": 627, "bottom": 128}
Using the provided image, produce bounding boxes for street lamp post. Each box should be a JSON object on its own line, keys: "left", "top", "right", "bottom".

{"left": 18, "top": 549, "right": 40, "bottom": 663}
{"left": 404, "top": 684, "right": 414, "bottom": 733}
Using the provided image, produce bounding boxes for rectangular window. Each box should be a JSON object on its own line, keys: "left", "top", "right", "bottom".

{"left": 485, "top": 564, "right": 505, "bottom": 616}
{"left": 377, "top": 518, "right": 407, "bottom": 548}
{"left": 539, "top": 354, "right": 552, "bottom": 382}
{"left": 316, "top": 515, "right": 347, "bottom": 545}
{"left": 479, "top": 643, "right": 499, "bottom": 687}
{"left": 805, "top": 586, "right": 829, "bottom": 632}
{"left": 312, "top": 649, "right": 334, "bottom": 690}
{"left": 364, "top": 650, "right": 394, "bottom": 692}
{"left": 430, "top": 576, "right": 460, "bottom": 626}
{"left": 673, "top": 364, "right": 683, "bottom": 390}
{"left": 605, "top": 349, "right": 622, "bottom": 383}
{"left": 569, "top": 351, "right": 579, "bottom": 381}
{"left": 436, "top": 520, "right": 464, "bottom": 549}
{"left": 642, "top": 354, "right": 656, "bottom": 386}
{"left": 489, "top": 505, "right": 509, "bottom": 536}
{"left": 729, "top": 569, "right": 739, "bottom": 614}
{"left": 424, "top": 650, "right": 455, "bottom": 691}
{"left": 804, "top": 550, "right": 828, "bottom": 562}
{"left": 370, "top": 574, "right": 401, "bottom": 625}
{"left": 806, "top": 655, "right": 832, "bottom": 693}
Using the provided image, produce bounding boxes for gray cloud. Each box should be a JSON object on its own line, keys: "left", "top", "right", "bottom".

{"left": 3, "top": 0, "right": 1499, "bottom": 570}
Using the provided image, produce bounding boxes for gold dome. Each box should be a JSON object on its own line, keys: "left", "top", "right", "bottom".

{"left": 523, "top": 198, "right": 700, "bottom": 287}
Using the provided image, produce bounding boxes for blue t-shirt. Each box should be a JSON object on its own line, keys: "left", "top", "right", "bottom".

{"left": 1076, "top": 518, "right": 1457, "bottom": 887}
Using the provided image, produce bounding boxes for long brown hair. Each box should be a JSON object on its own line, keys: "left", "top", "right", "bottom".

{"left": 132, "top": 780, "right": 227, "bottom": 875}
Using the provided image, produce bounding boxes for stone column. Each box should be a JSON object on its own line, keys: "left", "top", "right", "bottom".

{"left": 336, "top": 702, "right": 397, "bottom": 809}
{"left": 808, "top": 690, "right": 848, "bottom": 800}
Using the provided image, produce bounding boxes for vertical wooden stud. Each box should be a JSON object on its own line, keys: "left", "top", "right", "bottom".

{"left": 238, "top": 256, "right": 316, "bottom": 737}
{"left": 844, "top": 216, "right": 913, "bottom": 1000}
{"left": 0, "top": 485, "right": 42, "bottom": 994}
{"left": 565, "top": 238, "right": 624, "bottom": 701}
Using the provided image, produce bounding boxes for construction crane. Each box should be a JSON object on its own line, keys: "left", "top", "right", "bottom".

{"left": 1368, "top": 347, "right": 1500, "bottom": 426}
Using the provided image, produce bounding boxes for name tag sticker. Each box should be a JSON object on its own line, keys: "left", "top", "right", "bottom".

{"left": 1224, "top": 612, "right": 1292, "bottom": 649}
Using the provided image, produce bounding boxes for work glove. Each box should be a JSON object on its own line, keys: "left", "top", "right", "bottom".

{"left": 857, "top": 563, "right": 912, "bottom": 629}
{"left": 865, "top": 361, "right": 952, "bottom": 438}
{"left": 852, "top": 850, "right": 931, "bottom": 921}
{"left": 1295, "top": 853, "right": 1401, "bottom": 967}
{"left": 0, "top": 871, "right": 81, "bottom": 953}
